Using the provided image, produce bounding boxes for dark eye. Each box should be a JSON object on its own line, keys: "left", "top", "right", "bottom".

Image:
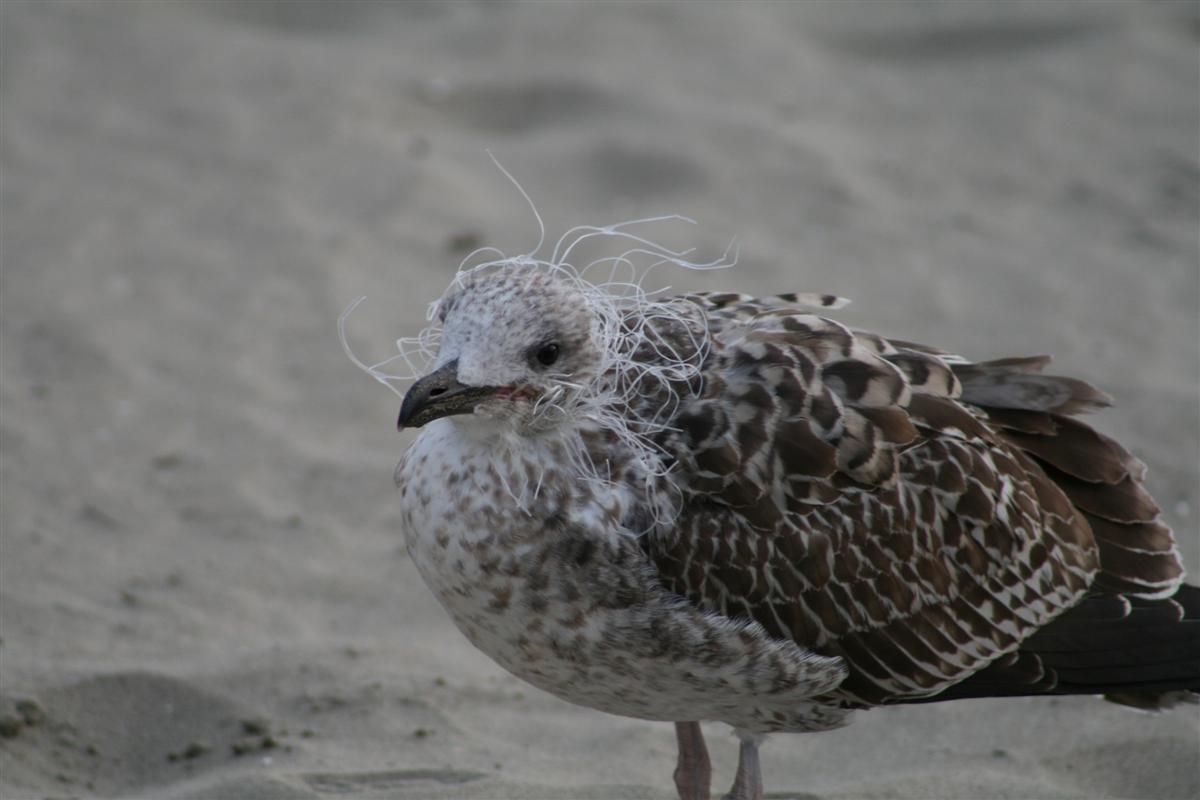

{"left": 535, "top": 342, "right": 561, "bottom": 367}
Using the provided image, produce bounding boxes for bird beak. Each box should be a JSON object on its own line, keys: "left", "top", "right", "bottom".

{"left": 398, "top": 359, "right": 497, "bottom": 429}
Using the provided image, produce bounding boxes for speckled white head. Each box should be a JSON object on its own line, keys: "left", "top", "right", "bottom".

{"left": 434, "top": 267, "right": 603, "bottom": 403}
{"left": 340, "top": 210, "right": 736, "bottom": 515}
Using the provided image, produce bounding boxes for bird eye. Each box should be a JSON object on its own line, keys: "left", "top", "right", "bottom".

{"left": 535, "top": 343, "right": 561, "bottom": 367}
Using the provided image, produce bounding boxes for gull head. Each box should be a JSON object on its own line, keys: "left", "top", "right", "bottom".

{"left": 398, "top": 266, "right": 602, "bottom": 432}
{"left": 340, "top": 210, "right": 734, "bottom": 522}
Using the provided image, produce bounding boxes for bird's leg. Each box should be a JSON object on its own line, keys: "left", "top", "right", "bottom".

{"left": 673, "top": 721, "right": 712, "bottom": 800}
{"left": 722, "top": 733, "right": 764, "bottom": 800}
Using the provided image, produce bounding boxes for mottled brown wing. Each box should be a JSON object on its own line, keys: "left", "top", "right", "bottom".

{"left": 647, "top": 294, "right": 1184, "bottom": 706}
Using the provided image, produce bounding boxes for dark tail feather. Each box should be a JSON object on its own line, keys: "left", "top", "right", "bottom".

{"left": 904, "top": 585, "right": 1200, "bottom": 707}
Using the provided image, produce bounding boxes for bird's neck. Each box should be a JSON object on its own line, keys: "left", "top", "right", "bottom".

{"left": 396, "top": 417, "right": 643, "bottom": 547}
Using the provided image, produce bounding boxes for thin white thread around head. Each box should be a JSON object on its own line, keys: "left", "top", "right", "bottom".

{"left": 340, "top": 160, "right": 739, "bottom": 530}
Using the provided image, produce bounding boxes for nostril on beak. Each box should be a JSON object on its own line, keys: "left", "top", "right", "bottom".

{"left": 429, "top": 386, "right": 447, "bottom": 397}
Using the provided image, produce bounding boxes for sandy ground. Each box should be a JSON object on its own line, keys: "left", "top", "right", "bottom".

{"left": 1, "top": 2, "right": 1197, "bottom": 798}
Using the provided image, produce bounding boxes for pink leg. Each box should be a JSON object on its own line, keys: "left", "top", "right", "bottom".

{"left": 722, "top": 734, "right": 764, "bottom": 800}
{"left": 673, "top": 721, "right": 712, "bottom": 800}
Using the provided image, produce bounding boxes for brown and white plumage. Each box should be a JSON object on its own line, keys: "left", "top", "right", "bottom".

{"left": 354, "top": 255, "right": 1199, "bottom": 800}
{"left": 647, "top": 290, "right": 1191, "bottom": 712}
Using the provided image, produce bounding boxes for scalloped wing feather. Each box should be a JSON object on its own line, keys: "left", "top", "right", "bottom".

{"left": 647, "top": 293, "right": 1187, "bottom": 707}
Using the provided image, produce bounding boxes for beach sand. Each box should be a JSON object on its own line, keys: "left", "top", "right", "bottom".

{"left": 1, "top": 2, "right": 1197, "bottom": 798}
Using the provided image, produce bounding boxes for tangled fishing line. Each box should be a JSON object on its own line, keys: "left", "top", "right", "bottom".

{"left": 341, "top": 156, "right": 737, "bottom": 526}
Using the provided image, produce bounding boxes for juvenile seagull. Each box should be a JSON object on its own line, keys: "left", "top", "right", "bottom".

{"left": 348, "top": 230, "right": 1199, "bottom": 800}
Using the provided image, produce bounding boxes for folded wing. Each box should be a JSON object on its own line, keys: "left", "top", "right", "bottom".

{"left": 645, "top": 292, "right": 1190, "bottom": 708}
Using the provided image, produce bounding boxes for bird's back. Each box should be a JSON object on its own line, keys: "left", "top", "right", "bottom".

{"left": 641, "top": 291, "right": 1196, "bottom": 709}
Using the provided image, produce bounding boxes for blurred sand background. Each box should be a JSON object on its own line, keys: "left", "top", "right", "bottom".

{"left": 1, "top": 1, "right": 1197, "bottom": 798}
